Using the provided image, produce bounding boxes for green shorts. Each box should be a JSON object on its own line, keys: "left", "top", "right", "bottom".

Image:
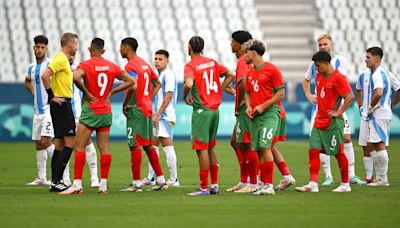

{"left": 250, "top": 110, "right": 280, "bottom": 151}
{"left": 191, "top": 108, "right": 219, "bottom": 150}
{"left": 126, "top": 117, "right": 153, "bottom": 147}
{"left": 235, "top": 105, "right": 251, "bottom": 144}
{"left": 79, "top": 102, "right": 112, "bottom": 129}
{"left": 310, "top": 117, "right": 344, "bottom": 155}
{"left": 273, "top": 117, "right": 286, "bottom": 144}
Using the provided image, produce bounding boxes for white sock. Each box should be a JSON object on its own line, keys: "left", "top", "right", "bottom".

{"left": 163, "top": 146, "right": 178, "bottom": 181}
{"left": 85, "top": 143, "right": 98, "bottom": 180}
{"left": 320, "top": 153, "right": 332, "bottom": 178}
{"left": 147, "top": 147, "right": 159, "bottom": 180}
{"left": 36, "top": 149, "right": 47, "bottom": 180}
{"left": 363, "top": 156, "right": 374, "bottom": 179}
{"left": 375, "top": 150, "right": 389, "bottom": 183}
{"left": 73, "top": 179, "right": 82, "bottom": 188}
{"left": 63, "top": 161, "right": 71, "bottom": 185}
{"left": 370, "top": 150, "right": 378, "bottom": 179}
{"left": 344, "top": 142, "right": 355, "bottom": 178}
{"left": 156, "top": 175, "right": 166, "bottom": 184}
{"left": 46, "top": 144, "right": 55, "bottom": 158}
{"left": 132, "top": 180, "right": 141, "bottom": 187}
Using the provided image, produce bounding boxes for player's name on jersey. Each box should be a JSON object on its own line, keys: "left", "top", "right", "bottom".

{"left": 196, "top": 61, "right": 215, "bottom": 71}
{"left": 95, "top": 66, "right": 110, "bottom": 71}
{"left": 141, "top": 65, "right": 149, "bottom": 70}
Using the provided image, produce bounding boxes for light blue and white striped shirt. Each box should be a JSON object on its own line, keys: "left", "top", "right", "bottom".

{"left": 153, "top": 68, "right": 177, "bottom": 123}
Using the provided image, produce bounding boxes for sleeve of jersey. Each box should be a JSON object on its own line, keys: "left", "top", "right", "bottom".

{"left": 356, "top": 73, "right": 363, "bottom": 90}
{"left": 272, "top": 67, "right": 285, "bottom": 91}
{"left": 304, "top": 62, "right": 314, "bottom": 81}
{"left": 113, "top": 63, "right": 124, "bottom": 79}
{"left": 184, "top": 64, "right": 194, "bottom": 81}
{"left": 236, "top": 60, "right": 248, "bottom": 83}
{"left": 125, "top": 65, "right": 138, "bottom": 79}
{"left": 337, "top": 76, "right": 352, "bottom": 97}
{"left": 26, "top": 66, "right": 32, "bottom": 80}
{"left": 217, "top": 62, "right": 228, "bottom": 77}
{"left": 48, "top": 56, "right": 62, "bottom": 74}
{"left": 372, "top": 71, "right": 384, "bottom": 90}
{"left": 245, "top": 73, "right": 250, "bottom": 92}
{"left": 164, "top": 71, "right": 176, "bottom": 92}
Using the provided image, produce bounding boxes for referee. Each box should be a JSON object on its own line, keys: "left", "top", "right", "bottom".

{"left": 42, "top": 33, "right": 79, "bottom": 192}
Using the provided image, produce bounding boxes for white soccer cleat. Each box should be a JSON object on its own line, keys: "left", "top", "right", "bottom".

{"left": 63, "top": 179, "right": 72, "bottom": 187}
{"left": 166, "top": 179, "right": 180, "bottom": 187}
{"left": 332, "top": 184, "right": 351, "bottom": 192}
{"left": 120, "top": 184, "right": 143, "bottom": 192}
{"left": 98, "top": 180, "right": 107, "bottom": 194}
{"left": 226, "top": 182, "right": 247, "bottom": 192}
{"left": 141, "top": 177, "right": 155, "bottom": 186}
{"left": 275, "top": 175, "right": 296, "bottom": 191}
{"left": 367, "top": 181, "right": 389, "bottom": 187}
{"left": 58, "top": 185, "right": 83, "bottom": 195}
{"left": 234, "top": 185, "right": 258, "bottom": 193}
{"left": 91, "top": 178, "right": 100, "bottom": 188}
{"left": 295, "top": 182, "right": 319, "bottom": 192}
{"left": 26, "top": 178, "right": 50, "bottom": 186}
{"left": 259, "top": 184, "right": 275, "bottom": 195}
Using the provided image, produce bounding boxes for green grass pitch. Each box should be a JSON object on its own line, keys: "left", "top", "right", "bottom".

{"left": 0, "top": 140, "right": 399, "bottom": 227}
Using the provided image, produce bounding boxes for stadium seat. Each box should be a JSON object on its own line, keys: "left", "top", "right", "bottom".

{"left": 331, "top": 0, "right": 347, "bottom": 9}
{"left": 348, "top": 0, "right": 363, "bottom": 8}
{"left": 222, "top": 0, "right": 237, "bottom": 8}
{"left": 155, "top": 0, "right": 170, "bottom": 8}
{"left": 105, "top": 0, "right": 120, "bottom": 8}
{"left": 364, "top": 0, "right": 381, "bottom": 8}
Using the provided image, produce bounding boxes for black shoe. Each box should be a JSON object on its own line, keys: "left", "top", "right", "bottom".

{"left": 49, "top": 181, "right": 68, "bottom": 192}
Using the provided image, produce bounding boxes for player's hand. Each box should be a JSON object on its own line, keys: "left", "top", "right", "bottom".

{"left": 327, "top": 110, "right": 342, "bottom": 119}
{"left": 184, "top": 96, "right": 193, "bottom": 105}
{"left": 85, "top": 92, "right": 97, "bottom": 102}
{"left": 306, "top": 94, "right": 317, "bottom": 105}
{"left": 104, "top": 93, "right": 112, "bottom": 103}
{"left": 367, "top": 105, "right": 379, "bottom": 116}
{"left": 246, "top": 107, "right": 254, "bottom": 119}
{"left": 123, "top": 104, "right": 133, "bottom": 117}
{"left": 153, "top": 114, "right": 160, "bottom": 126}
{"left": 252, "top": 105, "right": 264, "bottom": 116}
{"left": 51, "top": 97, "right": 65, "bottom": 105}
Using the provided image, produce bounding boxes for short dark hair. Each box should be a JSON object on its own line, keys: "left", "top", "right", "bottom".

{"left": 121, "top": 37, "right": 138, "bottom": 52}
{"left": 312, "top": 51, "right": 331, "bottom": 63}
{"left": 90, "top": 37, "right": 104, "bottom": 50}
{"left": 243, "top": 39, "right": 265, "bottom": 56}
{"left": 61, "top": 32, "right": 78, "bottom": 47}
{"left": 155, "top": 49, "right": 169, "bottom": 58}
{"left": 232, "top": 30, "right": 252, "bottom": 44}
{"left": 189, "top": 36, "right": 204, "bottom": 53}
{"left": 366, "top": 46, "right": 383, "bottom": 59}
{"left": 34, "top": 35, "right": 48, "bottom": 45}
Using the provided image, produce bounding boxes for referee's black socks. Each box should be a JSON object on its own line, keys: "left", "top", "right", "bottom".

{"left": 53, "top": 146, "right": 73, "bottom": 184}
{"left": 51, "top": 150, "right": 61, "bottom": 183}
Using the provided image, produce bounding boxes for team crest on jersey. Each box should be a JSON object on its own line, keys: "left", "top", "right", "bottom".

{"left": 259, "top": 74, "right": 265, "bottom": 80}
{"left": 326, "top": 82, "right": 333, "bottom": 88}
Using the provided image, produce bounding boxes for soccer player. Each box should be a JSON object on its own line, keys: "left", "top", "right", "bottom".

{"left": 225, "top": 30, "right": 259, "bottom": 193}
{"left": 69, "top": 57, "right": 100, "bottom": 188}
{"left": 142, "top": 49, "right": 179, "bottom": 187}
{"left": 183, "top": 36, "right": 234, "bottom": 196}
{"left": 60, "top": 38, "right": 135, "bottom": 194}
{"left": 356, "top": 47, "right": 393, "bottom": 186}
{"left": 243, "top": 39, "right": 285, "bottom": 195}
{"left": 119, "top": 37, "right": 168, "bottom": 192}
{"left": 24, "top": 35, "right": 54, "bottom": 186}
{"left": 303, "top": 34, "right": 364, "bottom": 185}
{"left": 296, "top": 51, "right": 353, "bottom": 193}
{"left": 42, "top": 33, "right": 79, "bottom": 192}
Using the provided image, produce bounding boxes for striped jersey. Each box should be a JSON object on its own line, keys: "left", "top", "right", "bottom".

{"left": 356, "top": 65, "right": 392, "bottom": 120}
{"left": 70, "top": 61, "right": 83, "bottom": 119}
{"left": 153, "top": 68, "right": 177, "bottom": 123}
{"left": 26, "top": 57, "right": 52, "bottom": 115}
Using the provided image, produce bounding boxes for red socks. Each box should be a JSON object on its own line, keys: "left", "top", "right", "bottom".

{"left": 309, "top": 149, "right": 320, "bottom": 182}
{"left": 240, "top": 151, "right": 249, "bottom": 183}
{"left": 277, "top": 161, "right": 290, "bottom": 176}
{"left": 100, "top": 154, "right": 112, "bottom": 179}
{"left": 130, "top": 149, "right": 142, "bottom": 180}
{"left": 200, "top": 169, "right": 209, "bottom": 189}
{"left": 335, "top": 145, "right": 349, "bottom": 183}
{"left": 210, "top": 164, "right": 219, "bottom": 185}
{"left": 145, "top": 147, "right": 163, "bottom": 177}
{"left": 247, "top": 151, "right": 259, "bottom": 185}
{"left": 235, "top": 149, "right": 242, "bottom": 164}
{"left": 265, "top": 161, "right": 274, "bottom": 184}
{"left": 74, "top": 151, "right": 86, "bottom": 180}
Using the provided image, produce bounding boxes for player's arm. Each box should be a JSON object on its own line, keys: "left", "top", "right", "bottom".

{"left": 183, "top": 78, "right": 193, "bottom": 105}
{"left": 392, "top": 90, "right": 400, "bottom": 109}
{"left": 330, "top": 92, "right": 354, "bottom": 117}
{"left": 73, "top": 69, "right": 96, "bottom": 102}
{"left": 237, "top": 77, "right": 246, "bottom": 106}
{"left": 111, "top": 72, "right": 136, "bottom": 96}
{"left": 356, "top": 89, "right": 362, "bottom": 108}
{"left": 225, "top": 87, "right": 235, "bottom": 96}
{"left": 302, "top": 78, "right": 316, "bottom": 105}
{"left": 41, "top": 67, "right": 57, "bottom": 103}
{"left": 253, "top": 87, "right": 285, "bottom": 115}
{"left": 368, "top": 87, "right": 383, "bottom": 115}
{"left": 151, "top": 78, "right": 161, "bottom": 99}
{"left": 245, "top": 91, "right": 253, "bottom": 119}
{"left": 24, "top": 78, "right": 34, "bottom": 96}
{"left": 154, "top": 91, "right": 173, "bottom": 125}
{"left": 221, "top": 70, "right": 234, "bottom": 91}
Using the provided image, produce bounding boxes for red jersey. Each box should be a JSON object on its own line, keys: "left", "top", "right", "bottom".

{"left": 314, "top": 70, "right": 352, "bottom": 130}
{"left": 184, "top": 56, "right": 228, "bottom": 110}
{"left": 235, "top": 55, "right": 251, "bottom": 114}
{"left": 125, "top": 56, "right": 158, "bottom": 118}
{"left": 77, "top": 57, "right": 123, "bottom": 114}
{"left": 245, "top": 62, "right": 284, "bottom": 110}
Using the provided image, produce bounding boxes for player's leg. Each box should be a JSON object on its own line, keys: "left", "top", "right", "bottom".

{"left": 96, "top": 127, "right": 111, "bottom": 194}
{"left": 160, "top": 132, "right": 179, "bottom": 186}
{"left": 142, "top": 136, "right": 158, "bottom": 186}
{"left": 85, "top": 138, "right": 99, "bottom": 188}
{"left": 332, "top": 143, "right": 351, "bottom": 192}
{"left": 359, "top": 119, "right": 374, "bottom": 183}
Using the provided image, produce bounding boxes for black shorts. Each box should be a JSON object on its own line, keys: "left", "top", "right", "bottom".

{"left": 50, "top": 98, "right": 76, "bottom": 138}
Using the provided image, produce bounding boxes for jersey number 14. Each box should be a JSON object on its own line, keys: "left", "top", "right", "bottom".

{"left": 203, "top": 69, "right": 218, "bottom": 95}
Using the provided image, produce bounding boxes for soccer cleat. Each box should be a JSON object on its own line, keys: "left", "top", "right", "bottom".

{"left": 332, "top": 184, "right": 351, "bottom": 192}
{"left": 188, "top": 188, "right": 210, "bottom": 196}
{"left": 166, "top": 179, "right": 180, "bottom": 187}
{"left": 120, "top": 184, "right": 143, "bottom": 192}
{"left": 234, "top": 185, "right": 259, "bottom": 193}
{"left": 91, "top": 178, "right": 100, "bottom": 188}
{"left": 295, "top": 182, "right": 319, "bottom": 192}
{"left": 363, "top": 177, "right": 376, "bottom": 184}
{"left": 98, "top": 181, "right": 107, "bottom": 195}
{"left": 151, "top": 182, "right": 168, "bottom": 191}
{"left": 366, "top": 181, "right": 389, "bottom": 187}
{"left": 321, "top": 176, "right": 334, "bottom": 186}
{"left": 50, "top": 182, "right": 70, "bottom": 192}
{"left": 275, "top": 175, "right": 296, "bottom": 191}
{"left": 26, "top": 178, "right": 50, "bottom": 186}
{"left": 210, "top": 185, "right": 219, "bottom": 195}
{"left": 226, "top": 182, "right": 247, "bottom": 192}
{"left": 349, "top": 176, "right": 366, "bottom": 185}
{"left": 259, "top": 184, "right": 275, "bottom": 195}
{"left": 59, "top": 185, "right": 84, "bottom": 195}
{"left": 141, "top": 177, "right": 155, "bottom": 186}
{"left": 63, "top": 179, "right": 72, "bottom": 187}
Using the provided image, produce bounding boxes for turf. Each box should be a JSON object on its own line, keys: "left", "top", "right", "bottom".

{"left": 0, "top": 140, "right": 399, "bottom": 227}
